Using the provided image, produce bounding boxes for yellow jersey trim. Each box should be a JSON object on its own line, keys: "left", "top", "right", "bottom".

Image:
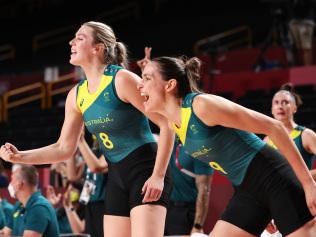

{"left": 77, "top": 75, "right": 113, "bottom": 114}
{"left": 172, "top": 107, "right": 192, "bottom": 145}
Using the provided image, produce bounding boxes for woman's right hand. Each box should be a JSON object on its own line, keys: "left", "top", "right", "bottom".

{"left": 0, "top": 143, "right": 21, "bottom": 163}
{"left": 136, "top": 47, "right": 152, "bottom": 72}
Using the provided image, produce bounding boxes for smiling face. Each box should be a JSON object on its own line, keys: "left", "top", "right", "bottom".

{"left": 69, "top": 25, "right": 97, "bottom": 66}
{"left": 271, "top": 91, "right": 297, "bottom": 122}
{"left": 138, "top": 61, "right": 169, "bottom": 113}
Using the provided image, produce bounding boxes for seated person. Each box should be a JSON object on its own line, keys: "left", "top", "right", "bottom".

{"left": 1, "top": 164, "right": 60, "bottom": 237}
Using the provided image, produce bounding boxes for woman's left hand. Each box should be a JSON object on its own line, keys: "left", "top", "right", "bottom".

{"left": 141, "top": 174, "right": 164, "bottom": 203}
{"left": 304, "top": 181, "right": 316, "bottom": 216}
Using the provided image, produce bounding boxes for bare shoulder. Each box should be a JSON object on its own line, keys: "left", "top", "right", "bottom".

{"left": 302, "top": 127, "right": 316, "bottom": 153}
{"left": 65, "top": 85, "right": 80, "bottom": 112}
{"left": 191, "top": 94, "right": 222, "bottom": 126}
{"left": 115, "top": 68, "right": 144, "bottom": 104}
{"left": 193, "top": 93, "right": 214, "bottom": 106}
{"left": 302, "top": 128, "right": 316, "bottom": 139}
{"left": 192, "top": 93, "right": 228, "bottom": 114}
{"left": 115, "top": 69, "right": 141, "bottom": 101}
{"left": 116, "top": 68, "right": 141, "bottom": 84}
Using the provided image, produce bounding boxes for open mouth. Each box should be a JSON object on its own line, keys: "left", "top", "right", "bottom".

{"left": 141, "top": 92, "right": 149, "bottom": 102}
{"left": 71, "top": 49, "right": 77, "bottom": 56}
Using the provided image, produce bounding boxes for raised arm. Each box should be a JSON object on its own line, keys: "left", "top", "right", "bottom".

{"left": 136, "top": 47, "right": 152, "bottom": 72}
{"left": 63, "top": 186, "right": 85, "bottom": 233}
{"left": 78, "top": 134, "right": 108, "bottom": 173}
{"left": 0, "top": 87, "right": 84, "bottom": 165}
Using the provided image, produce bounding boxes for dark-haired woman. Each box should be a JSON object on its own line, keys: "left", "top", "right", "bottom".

{"left": 265, "top": 83, "right": 316, "bottom": 177}
{"left": 263, "top": 83, "right": 316, "bottom": 235}
{"left": 137, "top": 56, "right": 316, "bottom": 237}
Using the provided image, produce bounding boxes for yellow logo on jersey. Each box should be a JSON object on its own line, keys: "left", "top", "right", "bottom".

{"left": 209, "top": 161, "right": 227, "bottom": 174}
{"left": 191, "top": 147, "right": 212, "bottom": 158}
{"left": 104, "top": 92, "right": 110, "bottom": 102}
{"left": 190, "top": 124, "right": 198, "bottom": 134}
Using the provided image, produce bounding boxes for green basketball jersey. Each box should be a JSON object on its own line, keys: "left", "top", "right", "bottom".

{"left": 266, "top": 125, "right": 315, "bottom": 169}
{"left": 76, "top": 65, "right": 155, "bottom": 162}
{"left": 172, "top": 93, "right": 265, "bottom": 186}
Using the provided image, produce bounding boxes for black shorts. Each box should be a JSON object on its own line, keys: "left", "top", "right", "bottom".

{"left": 85, "top": 200, "right": 105, "bottom": 237}
{"left": 221, "top": 145, "right": 313, "bottom": 236}
{"left": 164, "top": 201, "right": 195, "bottom": 235}
{"left": 104, "top": 143, "right": 172, "bottom": 217}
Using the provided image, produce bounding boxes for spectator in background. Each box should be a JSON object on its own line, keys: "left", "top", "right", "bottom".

{"left": 1, "top": 164, "right": 59, "bottom": 237}
{"left": 0, "top": 197, "right": 13, "bottom": 230}
{"left": 62, "top": 183, "right": 85, "bottom": 234}
{"left": 2, "top": 200, "right": 24, "bottom": 236}
{"left": 137, "top": 47, "right": 152, "bottom": 72}
{"left": 0, "top": 205, "right": 6, "bottom": 230}
{"left": 0, "top": 160, "right": 9, "bottom": 188}
{"left": 50, "top": 161, "right": 69, "bottom": 188}
{"left": 288, "top": 0, "right": 316, "bottom": 65}
{"left": 0, "top": 161, "right": 13, "bottom": 230}
{"left": 66, "top": 131, "right": 108, "bottom": 237}
{"left": 0, "top": 164, "right": 25, "bottom": 236}
{"left": 46, "top": 182, "right": 85, "bottom": 234}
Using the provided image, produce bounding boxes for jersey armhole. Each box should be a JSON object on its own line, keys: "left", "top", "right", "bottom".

{"left": 111, "top": 69, "right": 135, "bottom": 106}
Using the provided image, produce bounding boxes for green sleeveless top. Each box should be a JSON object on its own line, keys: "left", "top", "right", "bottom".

{"left": 172, "top": 93, "right": 265, "bottom": 186}
{"left": 76, "top": 65, "right": 155, "bottom": 162}
{"left": 266, "top": 125, "right": 314, "bottom": 169}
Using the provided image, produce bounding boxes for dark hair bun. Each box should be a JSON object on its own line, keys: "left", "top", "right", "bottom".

{"left": 280, "top": 83, "right": 294, "bottom": 93}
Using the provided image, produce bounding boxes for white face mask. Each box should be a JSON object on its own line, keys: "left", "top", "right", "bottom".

{"left": 8, "top": 183, "right": 16, "bottom": 199}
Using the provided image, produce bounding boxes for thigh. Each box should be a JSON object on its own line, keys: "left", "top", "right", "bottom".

{"left": 212, "top": 220, "right": 256, "bottom": 237}
{"left": 104, "top": 215, "right": 131, "bottom": 237}
{"left": 287, "top": 218, "right": 316, "bottom": 237}
{"left": 221, "top": 190, "right": 271, "bottom": 236}
{"left": 130, "top": 204, "right": 166, "bottom": 237}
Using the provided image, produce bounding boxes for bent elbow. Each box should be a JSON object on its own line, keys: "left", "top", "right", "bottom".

{"left": 267, "top": 119, "right": 287, "bottom": 138}
{"left": 55, "top": 142, "right": 77, "bottom": 161}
